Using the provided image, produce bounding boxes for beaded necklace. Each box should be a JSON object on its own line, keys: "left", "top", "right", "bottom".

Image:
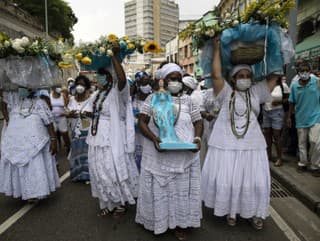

{"left": 91, "top": 80, "right": 113, "bottom": 136}
{"left": 19, "top": 98, "right": 34, "bottom": 118}
{"left": 229, "top": 90, "right": 252, "bottom": 139}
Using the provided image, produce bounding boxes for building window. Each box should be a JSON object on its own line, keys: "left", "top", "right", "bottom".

{"left": 184, "top": 46, "right": 188, "bottom": 58}
{"left": 174, "top": 53, "right": 178, "bottom": 62}
{"left": 189, "top": 45, "right": 193, "bottom": 57}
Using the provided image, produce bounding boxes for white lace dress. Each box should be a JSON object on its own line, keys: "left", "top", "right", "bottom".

{"left": 0, "top": 97, "right": 60, "bottom": 200}
{"left": 135, "top": 94, "right": 202, "bottom": 235}
{"left": 202, "top": 81, "right": 271, "bottom": 219}
{"left": 86, "top": 87, "right": 139, "bottom": 211}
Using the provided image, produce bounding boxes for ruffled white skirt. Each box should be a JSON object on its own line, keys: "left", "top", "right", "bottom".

{"left": 135, "top": 160, "right": 202, "bottom": 235}
{"left": 0, "top": 143, "right": 60, "bottom": 200}
{"left": 88, "top": 145, "right": 139, "bottom": 210}
{"left": 201, "top": 147, "right": 270, "bottom": 219}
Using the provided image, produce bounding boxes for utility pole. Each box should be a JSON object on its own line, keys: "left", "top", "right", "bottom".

{"left": 286, "top": 0, "right": 299, "bottom": 84}
{"left": 45, "top": 0, "right": 48, "bottom": 38}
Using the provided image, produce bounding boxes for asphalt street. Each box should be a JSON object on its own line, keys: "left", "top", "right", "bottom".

{"left": 0, "top": 151, "right": 319, "bottom": 241}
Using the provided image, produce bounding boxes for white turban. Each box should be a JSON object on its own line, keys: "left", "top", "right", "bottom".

{"left": 182, "top": 76, "right": 198, "bottom": 90}
{"left": 155, "top": 68, "right": 162, "bottom": 80}
{"left": 160, "top": 63, "right": 183, "bottom": 80}
{"left": 230, "top": 64, "right": 252, "bottom": 77}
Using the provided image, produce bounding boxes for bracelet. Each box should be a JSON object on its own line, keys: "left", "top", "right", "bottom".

{"left": 194, "top": 136, "right": 201, "bottom": 142}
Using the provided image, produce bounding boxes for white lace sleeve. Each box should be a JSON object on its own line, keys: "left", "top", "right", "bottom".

{"left": 215, "top": 81, "right": 232, "bottom": 107}
{"left": 35, "top": 99, "right": 54, "bottom": 125}
{"left": 140, "top": 95, "right": 152, "bottom": 116}
{"left": 190, "top": 97, "right": 202, "bottom": 123}
{"left": 251, "top": 80, "right": 271, "bottom": 104}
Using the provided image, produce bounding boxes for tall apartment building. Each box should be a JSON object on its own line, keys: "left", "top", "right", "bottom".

{"left": 124, "top": 0, "right": 179, "bottom": 69}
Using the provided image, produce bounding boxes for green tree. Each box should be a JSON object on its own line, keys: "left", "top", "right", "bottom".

{"left": 12, "top": 0, "right": 78, "bottom": 41}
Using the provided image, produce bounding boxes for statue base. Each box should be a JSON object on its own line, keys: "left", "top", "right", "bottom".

{"left": 159, "top": 142, "right": 198, "bottom": 151}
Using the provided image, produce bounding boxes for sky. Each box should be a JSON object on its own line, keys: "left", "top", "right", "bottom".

{"left": 66, "top": 0, "right": 220, "bottom": 43}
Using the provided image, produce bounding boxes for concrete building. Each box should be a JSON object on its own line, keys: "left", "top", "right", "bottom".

{"left": 295, "top": 0, "right": 320, "bottom": 70}
{"left": 124, "top": 0, "right": 179, "bottom": 71}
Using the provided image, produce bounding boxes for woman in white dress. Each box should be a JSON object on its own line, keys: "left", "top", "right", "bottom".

{"left": 201, "top": 38, "right": 278, "bottom": 229}
{"left": 131, "top": 71, "right": 152, "bottom": 171}
{"left": 65, "top": 75, "right": 92, "bottom": 182}
{"left": 0, "top": 87, "right": 60, "bottom": 201}
{"left": 85, "top": 44, "right": 139, "bottom": 216}
{"left": 136, "top": 63, "right": 203, "bottom": 240}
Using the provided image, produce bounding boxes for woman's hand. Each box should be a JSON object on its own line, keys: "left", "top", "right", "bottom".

{"left": 287, "top": 117, "right": 292, "bottom": 128}
{"left": 81, "top": 111, "right": 93, "bottom": 118}
{"left": 152, "top": 136, "right": 163, "bottom": 152}
{"left": 112, "top": 42, "right": 121, "bottom": 56}
{"left": 50, "top": 139, "right": 58, "bottom": 155}
{"left": 213, "top": 36, "right": 220, "bottom": 48}
{"left": 67, "top": 110, "right": 79, "bottom": 118}
{"left": 192, "top": 138, "right": 201, "bottom": 153}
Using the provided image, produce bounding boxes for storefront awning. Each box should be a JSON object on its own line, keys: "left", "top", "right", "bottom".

{"left": 296, "top": 31, "right": 320, "bottom": 59}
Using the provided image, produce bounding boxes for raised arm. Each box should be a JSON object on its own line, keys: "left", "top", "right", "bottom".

{"left": 212, "top": 37, "right": 225, "bottom": 95}
{"left": 111, "top": 43, "right": 126, "bottom": 91}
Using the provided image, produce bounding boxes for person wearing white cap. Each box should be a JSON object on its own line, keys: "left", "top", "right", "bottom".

{"left": 136, "top": 63, "right": 203, "bottom": 239}
{"left": 182, "top": 75, "right": 203, "bottom": 108}
{"left": 201, "top": 38, "right": 278, "bottom": 230}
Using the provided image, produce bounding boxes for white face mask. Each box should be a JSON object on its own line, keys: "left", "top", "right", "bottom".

{"left": 55, "top": 87, "right": 62, "bottom": 94}
{"left": 236, "top": 78, "right": 251, "bottom": 91}
{"left": 299, "top": 72, "right": 310, "bottom": 81}
{"left": 167, "top": 82, "right": 183, "bottom": 94}
{"left": 75, "top": 85, "right": 85, "bottom": 94}
{"left": 140, "top": 84, "right": 152, "bottom": 94}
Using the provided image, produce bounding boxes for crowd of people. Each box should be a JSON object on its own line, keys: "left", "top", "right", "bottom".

{"left": 0, "top": 39, "right": 319, "bottom": 240}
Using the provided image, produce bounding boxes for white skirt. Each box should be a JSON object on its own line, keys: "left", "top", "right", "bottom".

{"left": 201, "top": 147, "right": 270, "bottom": 219}
{"left": 88, "top": 145, "right": 139, "bottom": 210}
{"left": 0, "top": 143, "right": 60, "bottom": 200}
{"left": 135, "top": 160, "right": 202, "bottom": 235}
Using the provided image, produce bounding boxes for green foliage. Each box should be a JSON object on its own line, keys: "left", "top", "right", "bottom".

{"left": 11, "top": 0, "right": 77, "bottom": 41}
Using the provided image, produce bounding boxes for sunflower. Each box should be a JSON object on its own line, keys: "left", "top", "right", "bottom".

{"left": 81, "top": 56, "right": 92, "bottom": 65}
{"left": 127, "top": 43, "right": 136, "bottom": 50}
{"left": 143, "top": 41, "right": 162, "bottom": 53}
{"left": 75, "top": 52, "right": 83, "bottom": 60}
{"left": 108, "top": 34, "right": 118, "bottom": 42}
{"left": 58, "top": 62, "right": 73, "bottom": 69}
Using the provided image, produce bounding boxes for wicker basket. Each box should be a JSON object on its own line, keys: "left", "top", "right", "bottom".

{"left": 230, "top": 40, "right": 265, "bottom": 65}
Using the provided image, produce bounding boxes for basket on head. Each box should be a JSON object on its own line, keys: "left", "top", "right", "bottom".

{"left": 230, "top": 40, "right": 265, "bottom": 65}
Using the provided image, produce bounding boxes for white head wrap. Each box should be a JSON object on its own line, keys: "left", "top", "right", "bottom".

{"left": 182, "top": 76, "right": 198, "bottom": 90}
{"left": 230, "top": 64, "right": 252, "bottom": 77}
{"left": 160, "top": 63, "right": 183, "bottom": 80}
{"left": 155, "top": 68, "right": 162, "bottom": 80}
{"left": 39, "top": 89, "right": 50, "bottom": 97}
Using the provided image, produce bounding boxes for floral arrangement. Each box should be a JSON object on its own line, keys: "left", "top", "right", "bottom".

{"left": 179, "top": 8, "right": 240, "bottom": 50}
{"left": 0, "top": 32, "right": 69, "bottom": 63}
{"left": 74, "top": 34, "right": 163, "bottom": 67}
{"left": 179, "top": 0, "right": 295, "bottom": 50}
{"left": 241, "top": 0, "right": 295, "bottom": 28}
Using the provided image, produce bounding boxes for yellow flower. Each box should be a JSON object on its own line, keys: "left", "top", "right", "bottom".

{"left": 108, "top": 34, "right": 118, "bottom": 42}
{"left": 122, "top": 36, "right": 129, "bottom": 41}
{"left": 75, "top": 52, "right": 83, "bottom": 60}
{"left": 81, "top": 56, "right": 92, "bottom": 65}
{"left": 127, "top": 43, "right": 135, "bottom": 50}
{"left": 58, "top": 62, "right": 73, "bottom": 69}
{"left": 143, "top": 41, "right": 163, "bottom": 53}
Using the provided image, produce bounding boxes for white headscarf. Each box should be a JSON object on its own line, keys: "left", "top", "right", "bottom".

{"left": 182, "top": 76, "right": 198, "bottom": 90}
{"left": 160, "top": 63, "right": 183, "bottom": 80}
{"left": 230, "top": 64, "right": 252, "bottom": 78}
{"left": 155, "top": 68, "right": 162, "bottom": 80}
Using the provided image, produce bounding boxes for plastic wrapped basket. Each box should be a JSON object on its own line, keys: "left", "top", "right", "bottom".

{"left": 230, "top": 40, "right": 265, "bottom": 65}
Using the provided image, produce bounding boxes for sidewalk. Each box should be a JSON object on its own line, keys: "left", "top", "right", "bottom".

{"left": 270, "top": 153, "right": 320, "bottom": 216}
